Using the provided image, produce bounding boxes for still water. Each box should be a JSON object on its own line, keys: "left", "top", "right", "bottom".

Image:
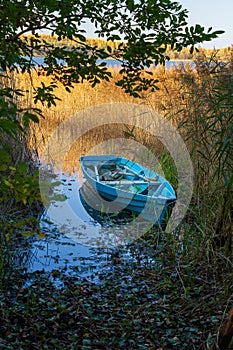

{"left": 19, "top": 167, "right": 155, "bottom": 282}
{"left": 26, "top": 56, "right": 193, "bottom": 69}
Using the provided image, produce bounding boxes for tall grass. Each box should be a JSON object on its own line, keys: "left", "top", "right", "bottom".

{"left": 1, "top": 53, "right": 232, "bottom": 260}
{"left": 162, "top": 53, "right": 233, "bottom": 261}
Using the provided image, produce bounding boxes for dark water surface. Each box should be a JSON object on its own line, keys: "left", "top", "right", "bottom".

{"left": 18, "top": 169, "right": 154, "bottom": 283}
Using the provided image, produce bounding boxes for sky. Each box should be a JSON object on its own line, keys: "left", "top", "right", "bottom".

{"left": 173, "top": 0, "right": 232, "bottom": 48}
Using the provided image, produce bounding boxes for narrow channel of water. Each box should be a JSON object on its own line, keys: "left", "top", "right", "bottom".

{"left": 18, "top": 168, "right": 155, "bottom": 283}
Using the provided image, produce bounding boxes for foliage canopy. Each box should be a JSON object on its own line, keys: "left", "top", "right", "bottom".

{"left": 1, "top": 0, "right": 224, "bottom": 101}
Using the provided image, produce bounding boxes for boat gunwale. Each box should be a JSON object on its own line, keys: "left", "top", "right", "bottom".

{"left": 80, "top": 155, "right": 176, "bottom": 201}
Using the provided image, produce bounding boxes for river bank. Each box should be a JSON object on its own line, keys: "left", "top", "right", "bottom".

{"left": 1, "top": 230, "right": 232, "bottom": 350}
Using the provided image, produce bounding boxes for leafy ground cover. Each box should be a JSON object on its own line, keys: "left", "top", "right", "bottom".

{"left": 0, "top": 236, "right": 232, "bottom": 350}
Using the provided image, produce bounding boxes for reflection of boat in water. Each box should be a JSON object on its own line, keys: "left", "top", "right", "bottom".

{"left": 80, "top": 155, "right": 176, "bottom": 226}
{"left": 79, "top": 182, "right": 138, "bottom": 226}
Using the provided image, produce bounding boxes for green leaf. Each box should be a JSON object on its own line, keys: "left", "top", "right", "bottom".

{"left": 22, "top": 111, "right": 40, "bottom": 127}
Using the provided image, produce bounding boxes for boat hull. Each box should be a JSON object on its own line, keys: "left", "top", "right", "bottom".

{"left": 80, "top": 155, "right": 176, "bottom": 226}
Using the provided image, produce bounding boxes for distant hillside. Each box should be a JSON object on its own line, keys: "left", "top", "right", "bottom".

{"left": 24, "top": 34, "right": 233, "bottom": 61}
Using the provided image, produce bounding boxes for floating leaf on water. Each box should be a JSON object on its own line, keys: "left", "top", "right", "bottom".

{"left": 50, "top": 194, "right": 67, "bottom": 202}
{"left": 38, "top": 231, "right": 46, "bottom": 240}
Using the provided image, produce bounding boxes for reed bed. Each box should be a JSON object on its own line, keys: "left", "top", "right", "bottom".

{"left": 2, "top": 54, "right": 232, "bottom": 259}
{"left": 10, "top": 63, "right": 193, "bottom": 163}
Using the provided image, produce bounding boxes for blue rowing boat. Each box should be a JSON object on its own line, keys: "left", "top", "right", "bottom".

{"left": 80, "top": 155, "right": 176, "bottom": 226}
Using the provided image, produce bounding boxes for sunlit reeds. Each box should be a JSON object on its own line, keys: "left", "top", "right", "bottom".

{"left": 1, "top": 53, "right": 232, "bottom": 257}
